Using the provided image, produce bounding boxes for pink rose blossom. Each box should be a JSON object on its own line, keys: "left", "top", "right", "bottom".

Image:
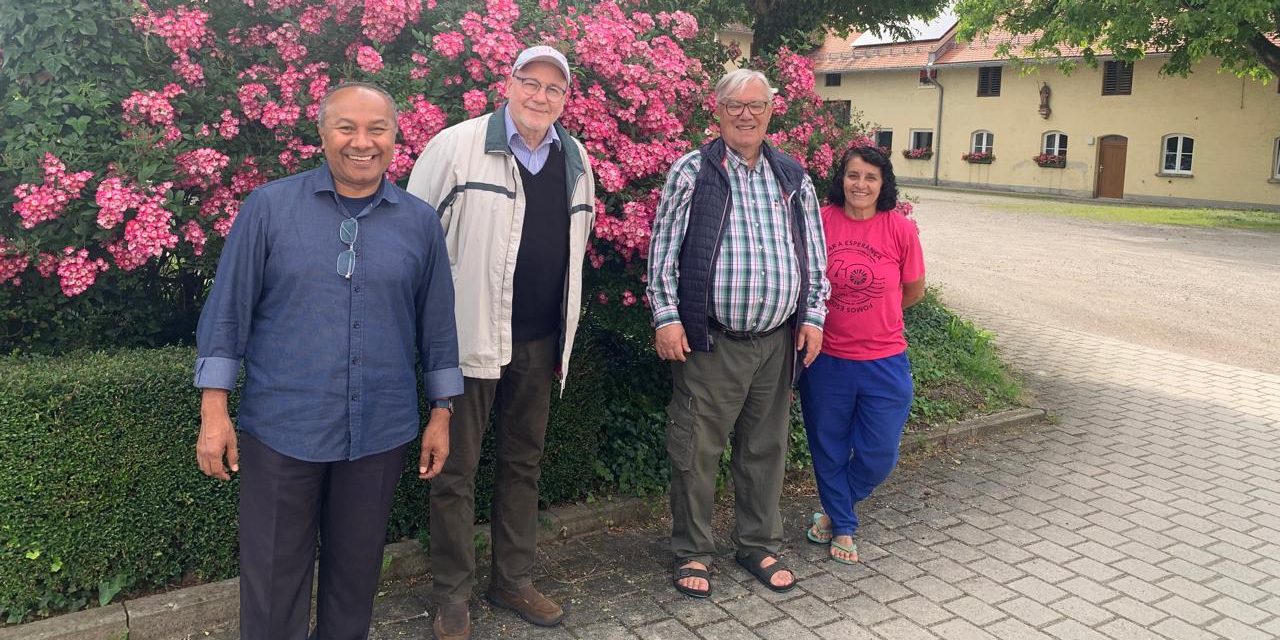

{"left": 355, "top": 45, "right": 384, "bottom": 73}
{"left": 432, "top": 31, "right": 466, "bottom": 59}
{"left": 56, "top": 247, "right": 110, "bottom": 297}
{"left": 462, "top": 89, "right": 488, "bottom": 118}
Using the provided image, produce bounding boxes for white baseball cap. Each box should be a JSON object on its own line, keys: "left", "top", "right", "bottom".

{"left": 512, "top": 45, "right": 571, "bottom": 82}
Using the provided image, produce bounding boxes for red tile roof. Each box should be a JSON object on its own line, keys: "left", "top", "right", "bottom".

{"left": 811, "top": 24, "right": 956, "bottom": 73}
{"left": 810, "top": 26, "right": 1200, "bottom": 73}
{"left": 935, "top": 30, "right": 1094, "bottom": 65}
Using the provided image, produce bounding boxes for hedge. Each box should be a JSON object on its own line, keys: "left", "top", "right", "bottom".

{"left": 0, "top": 327, "right": 610, "bottom": 624}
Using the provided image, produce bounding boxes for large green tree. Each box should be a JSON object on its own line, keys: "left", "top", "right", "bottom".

{"left": 751, "top": 0, "right": 948, "bottom": 53}
{"left": 956, "top": 0, "right": 1280, "bottom": 81}
{"left": 663, "top": 0, "right": 947, "bottom": 54}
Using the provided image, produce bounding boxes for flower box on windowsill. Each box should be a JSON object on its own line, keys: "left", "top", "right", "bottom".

{"left": 962, "top": 152, "right": 994, "bottom": 164}
{"left": 902, "top": 148, "right": 933, "bottom": 160}
{"left": 1033, "top": 154, "right": 1066, "bottom": 168}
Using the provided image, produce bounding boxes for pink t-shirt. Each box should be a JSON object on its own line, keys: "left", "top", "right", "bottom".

{"left": 819, "top": 203, "right": 925, "bottom": 361}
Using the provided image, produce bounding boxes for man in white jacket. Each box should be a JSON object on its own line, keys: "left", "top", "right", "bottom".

{"left": 405, "top": 45, "right": 595, "bottom": 640}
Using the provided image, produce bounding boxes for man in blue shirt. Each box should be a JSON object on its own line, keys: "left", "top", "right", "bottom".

{"left": 193, "top": 82, "right": 462, "bottom": 640}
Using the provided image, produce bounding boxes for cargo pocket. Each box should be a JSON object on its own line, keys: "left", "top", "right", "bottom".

{"left": 665, "top": 393, "right": 697, "bottom": 473}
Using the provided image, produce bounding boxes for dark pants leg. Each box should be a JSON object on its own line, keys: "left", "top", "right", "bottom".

{"left": 238, "top": 433, "right": 406, "bottom": 640}
{"left": 429, "top": 335, "right": 556, "bottom": 603}
{"left": 240, "top": 433, "right": 322, "bottom": 640}
{"left": 727, "top": 329, "right": 793, "bottom": 555}
{"left": 314, "top": 444, "right": 408, "bottom": 640}
{"left": 429, "top": 375, "right": 495, "bottom": 604}
{"left": 490, "top": 337, "right": 556, "bottom": 590}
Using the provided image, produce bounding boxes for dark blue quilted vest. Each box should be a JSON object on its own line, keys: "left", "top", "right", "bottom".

{"left": 676, "top": 138, "right": 812, "bottom": 352}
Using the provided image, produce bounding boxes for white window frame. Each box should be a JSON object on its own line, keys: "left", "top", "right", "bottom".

{"left": 1161, "top": 134, "right": 1194, "bottom": 175}
{"left": 1043, "top": 131, "right": 1068, "bottom": 158}
{"left": 875, "top": 129, "right": 893, "bottom": 151}
{"left": 1273, "top": 138, "right": 1280, "bottom": 180}
{"left": 910, "top": 129, "right": 934, "bottom": 151}
{"left": 971, "top": 130, "right": 994, "bottom": 154}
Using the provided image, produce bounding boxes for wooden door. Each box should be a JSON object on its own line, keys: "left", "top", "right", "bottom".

{"left": 1095, "top": 135, "right": 1128, "bottom": 198}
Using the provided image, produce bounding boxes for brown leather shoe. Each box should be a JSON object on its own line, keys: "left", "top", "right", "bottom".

{"left": 432, "top": 600, "right": 471, "bottom": 640}
{"left": 485, "top": 584, "right": 565, "bottom": 627}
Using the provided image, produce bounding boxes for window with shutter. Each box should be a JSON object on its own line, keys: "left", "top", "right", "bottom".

{"left": 977, "top": 66, "right": 1002, "bottom": 97}
{"left": 1103, "top": 61, "right": 1134, "bottom": 95}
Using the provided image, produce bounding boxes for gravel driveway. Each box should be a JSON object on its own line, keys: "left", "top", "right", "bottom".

{"left": 908, "top": 187, "right": 1280, "bottom": 375}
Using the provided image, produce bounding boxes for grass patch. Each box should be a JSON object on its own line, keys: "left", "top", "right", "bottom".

{"left": 904, "top": 289, "right": 1023, "bottom": 432}
{"left": 990, "top": 200, "right": 1280, "bottom": 233}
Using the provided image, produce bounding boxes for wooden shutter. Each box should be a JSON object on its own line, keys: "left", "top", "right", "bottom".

{"left": 1103, "top": 61, "right": 1133, "bottom": 95}
{"left": 978, "top": 67, "right": 1002, "bottom": 96}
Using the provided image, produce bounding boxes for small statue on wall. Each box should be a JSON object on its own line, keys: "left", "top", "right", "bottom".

{"left": 1039, "top": 82, "right": 1052, "bottom": 119}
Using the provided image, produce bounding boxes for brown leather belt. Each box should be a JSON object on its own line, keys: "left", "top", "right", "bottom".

{"left": 710, "top": 318, "right": 787, "bottom": 341}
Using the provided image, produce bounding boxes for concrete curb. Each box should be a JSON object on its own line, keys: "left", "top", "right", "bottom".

{"left": 900, "top": 406, "right": 1048, "bottom": 456}
{"left": 0, "top": 408, "right": 1044, "bottom": 640}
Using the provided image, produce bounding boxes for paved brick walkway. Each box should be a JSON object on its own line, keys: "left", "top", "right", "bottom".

{"left": 208, "top": 314, "right": 1280, "bottom": 640}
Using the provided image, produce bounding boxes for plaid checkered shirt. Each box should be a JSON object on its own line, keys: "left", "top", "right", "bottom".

{"left": 647, "top": 147, "right": 829, "bottom": 333}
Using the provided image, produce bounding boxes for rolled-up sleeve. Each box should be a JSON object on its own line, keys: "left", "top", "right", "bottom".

{"left": 797, "top": 175, "right": 830, "bottom": 328}
{"left": 646, "top": 153, "right": 700, "bottom": 329}
{"left": 193, "top": 193, "right": 268, "bottom": 389}
{"left": 418, "top": 213, "right": 463, "bottom": 400}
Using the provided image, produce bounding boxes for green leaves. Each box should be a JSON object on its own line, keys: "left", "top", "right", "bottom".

{"left": 956, "top": 0, "right": 1280, "bottom": 80}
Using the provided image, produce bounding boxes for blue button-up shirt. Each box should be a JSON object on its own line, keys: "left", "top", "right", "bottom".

{"left": 504, "top": 107, "right": 561, "bottom": 173}
{"left": 194, "top": 164, "right": 463, "bottom": 462}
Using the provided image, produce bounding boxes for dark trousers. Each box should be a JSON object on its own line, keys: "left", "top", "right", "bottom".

{"left": 429, "top": 335, "right": 557, "bottom": 603}
{"left": 238, "top": 432, "right": 407, "bottom": 640}
{"left": 798, "top": 352, "right": 913, "bottom": 537}
{"left": 667, "top": 326, "right": 793, "bottom": 567}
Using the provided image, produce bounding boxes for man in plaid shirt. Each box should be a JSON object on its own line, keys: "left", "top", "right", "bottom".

{"left": 647, "top": 68, "right": 829, "bottom": 599}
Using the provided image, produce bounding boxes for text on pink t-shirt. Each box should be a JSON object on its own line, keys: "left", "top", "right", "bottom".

{"left": 819, "top": 203, "right": 925, "bottom": 361}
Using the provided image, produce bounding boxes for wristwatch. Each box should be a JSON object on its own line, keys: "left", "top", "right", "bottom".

{"left": 429, "top": 398, "right": 454, "bottom": 415}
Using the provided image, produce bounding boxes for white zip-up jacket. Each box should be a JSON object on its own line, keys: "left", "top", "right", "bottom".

{"left": 406, "top": 107, "right": 596, "bottom": 390}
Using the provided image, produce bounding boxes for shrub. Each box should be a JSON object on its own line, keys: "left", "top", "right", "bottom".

{"left": 0, "top": 330, "right": 609, "bottom": 622}
{"left": 904, "top": 288, "right": 1021, "bottom": 425}
{"left": 1, "top": 0, "right": 860, "bottom": 354}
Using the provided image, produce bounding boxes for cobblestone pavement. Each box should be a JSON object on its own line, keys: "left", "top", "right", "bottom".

{"left": 232, "top": 313, "right": 1272, "bottom": 640}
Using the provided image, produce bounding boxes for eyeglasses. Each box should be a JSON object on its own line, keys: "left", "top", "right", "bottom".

{"left": 337, "top": 217, "right": 358, "bottom": 279}
{"left": 512, "top": 74, "right": 568, "bottom": 101}
{"left": 722, "top": 100, "right": 770, "bottom": 116}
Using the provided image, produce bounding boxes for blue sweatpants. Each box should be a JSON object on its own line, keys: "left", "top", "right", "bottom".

{"left": 798, "top": 351, "right": 913, "bottom": 537}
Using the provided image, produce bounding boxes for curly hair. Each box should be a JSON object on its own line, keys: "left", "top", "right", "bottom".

{"left": 826, "top": 145, "right": 899, "bottom": 213}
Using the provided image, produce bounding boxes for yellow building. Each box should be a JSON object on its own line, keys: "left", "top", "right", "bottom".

{"left": 796, "top": 21, "right": 1280, "bottom": 211}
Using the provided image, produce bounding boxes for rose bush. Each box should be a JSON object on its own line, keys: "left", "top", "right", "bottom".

{"left": 1, "top": 0, "right": 862, "bottom": 352}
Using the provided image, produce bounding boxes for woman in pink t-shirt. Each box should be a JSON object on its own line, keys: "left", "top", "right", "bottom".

{"left": 800, "top": 145, "right": 925, "bottom": 564}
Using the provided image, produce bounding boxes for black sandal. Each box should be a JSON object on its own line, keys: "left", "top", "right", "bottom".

{"left": 736, "top": 550, "right": 796, "bottom": 593}
{"left": 672, "top": 561, "right": 712, "bottom": 598}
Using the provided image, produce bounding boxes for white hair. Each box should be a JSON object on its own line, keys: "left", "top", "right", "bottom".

{"left": 714, "top": 69, "right": 775, "bottom": 102}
